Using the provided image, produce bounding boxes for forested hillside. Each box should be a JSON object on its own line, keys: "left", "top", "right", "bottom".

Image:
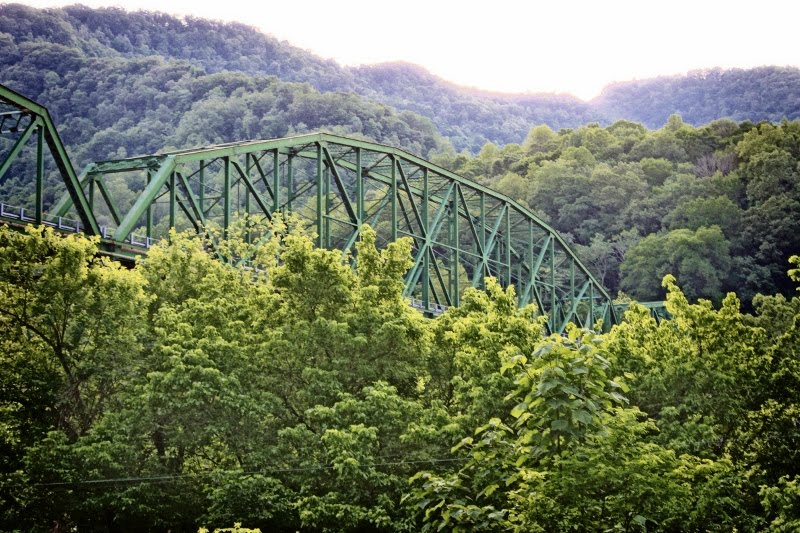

{"left": 4, "top": 4, "right": 800, "bottom": 152}
{"left": 1, "top": 224, "right": 798, "bottom": 530}
{"left": 594, "top": 67, "right": 800, "bottom": 129}
{"left": 0, "top": 3, "right": 596, "bottom": 152}
{"left": 0, "top": 25, "right": 449, "bottom": 169}
{"left": 440, "top": 116, "right": 800, "bottom": 304}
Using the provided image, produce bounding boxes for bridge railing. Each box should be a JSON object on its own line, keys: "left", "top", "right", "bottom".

{"left": 0, "top": 202, "right": 157, "bottom": 249}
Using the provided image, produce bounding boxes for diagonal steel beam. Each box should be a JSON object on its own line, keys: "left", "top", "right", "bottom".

{"left": 112, "top": 156, "right": 176, "bottom": 242}
{"left": 0, "top": 117, "right": 40, "bottom": 182}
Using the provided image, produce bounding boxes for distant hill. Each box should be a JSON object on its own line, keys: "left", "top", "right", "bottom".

{"left": 0, "top": 4, "right": 597, "bottom": 152}
{"left": 0, "top": 4, "right": 451, "bottom": 170}
{"left": 593, "top": 67, "right": 800, "bottom": 128}
{"left": 3, "top": 4, "right": 800, "bottom": 153}
{"left": 353, "top": 62, "right": 597, "bottom": 150}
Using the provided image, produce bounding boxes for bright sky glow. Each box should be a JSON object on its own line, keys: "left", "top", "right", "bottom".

{"left": 17, "top": 0, "right": 800, "bottom": 100}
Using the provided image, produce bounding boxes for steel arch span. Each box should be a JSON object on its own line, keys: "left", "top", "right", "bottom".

{"left": 0, "top": 84, "right": 619, "bottom": 333}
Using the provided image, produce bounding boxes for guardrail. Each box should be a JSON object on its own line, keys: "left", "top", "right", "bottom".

{"left": 409, "top": 297, "right": 447, "bottom": 315}
{"left": 0, "top": 202, "right": 157, "bottom": 249}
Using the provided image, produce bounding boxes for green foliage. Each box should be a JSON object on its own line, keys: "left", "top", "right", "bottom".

{"left": 790, "top": 255, "right": 800, "bottom": 284}
{"left": 595, "top": 67, "right": 800, "bottom": 128}
{"left": 0, "top": 222, "right": 428, "bottom": 531}
{"left": 440, "top": 114, "right": 798, "bottom": 304}
{"left": 427, "top": 279, "right": 542, "bottom": 430}
{"left": 0, "top": 226, "right": 146, "bottom": 437}
{"left": 2, "top": 224, "right": 800, "bottom": 530}
{"left": 3, "top": 7, "right": 800, "bottom": 526}
{"left": 409, "top": 324, "right": 761, "bottom": 532}
{"left": 621, "top": 227, "right": 733, "bottom": 302}
{"left": 760, "top": 476, "right": 800, "bottom": 531}
{"left": 4, "top": 5, "right": 800, "bottom": 303}
{"left": 8, "top": 5, "right": 800, "bottom": 159}
{"left": 502, "top": 328, "right": 629, "bottom": 462}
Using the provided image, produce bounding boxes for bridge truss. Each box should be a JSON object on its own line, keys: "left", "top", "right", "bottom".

{"left": 1, "top": 83, "right": 620, "bottom": 333}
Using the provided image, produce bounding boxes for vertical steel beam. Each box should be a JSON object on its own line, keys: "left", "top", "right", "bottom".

{"left": 223, "top": 157, "right": 231, "bottom": 235}
{"left": 316, "top": 143, "right": 323, "bottom": 247}
{"left": 422, "top": 167, "right": 429, "bottom": 310}
{"left": 390, "top": 156, "right": 398, "bottom": 241}
{"left": 479, "top": 192, "right": 486, "bottom": 250}
{"left": 273, "top": 150, "right": 280, "bottom": 213}
{"left": 286, "top": 153, "right": 293, "bottom": 211}
{"left": 88, "top": 176, "right": 95, "bottom": 212}
{"left": 550, "top": 236, "right": 556, "bottom": 333}
{"left": 169, "top": 171, "right": 176, "bottom": 230}
{"left": 451, "top": 183, "right": 460, "bottom": 306}
{"left": 505, "top": 205, "right": 511, "bottom": 286}
{"left": 245, "top": 163, "right": 251, "bottom": 217}
{"left": 323, "top": 166, "right": 330, "bottom": 248}
{"left": 244, "top": 154, "right": 252, "bottom": 244}
{"left": 355, "top": 148, "right": 363, "bottom": 224}
{"left": 35, "top": 125, "right": 44, "bottom": 224}
{"left": 199, "top": 160, "right": 205, "bottom": 215}
{"left": 146, "top": 170, "right": 153, "bottom": 239}
{"left": 479, "top": 192, "right": 486, "bottom": 288}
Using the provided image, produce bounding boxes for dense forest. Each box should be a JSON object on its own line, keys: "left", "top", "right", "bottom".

{"left": 0, "top": 223, "right": 798, "bottom": 530}
{"left": 437, "top": 116, "right": 800, "bottom": 305}
{"left": 3, "top": 4, "right": 800, "bottom": 151}
{"left": 595, "top": 67, "right": 800, "bottom": 129}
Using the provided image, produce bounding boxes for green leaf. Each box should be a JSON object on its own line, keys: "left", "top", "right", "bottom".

{"left": 572, "top": 409, "right": 593, "bottom": 425}
{"left": 452, "top": 436, "right": 473, "bottom": 452}
{"left": 510, "top": 402, "right": 528, "bottom": 418}
{"left": 609, "top": 391, "right": 629, "bottom": 404}
{"left": 478, "top": 483, "right": 499, "bottom": 498}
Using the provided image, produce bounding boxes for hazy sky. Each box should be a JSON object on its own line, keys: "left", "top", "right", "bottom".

{"left": 18, "top": 0, "right": 800, "bottom": 100}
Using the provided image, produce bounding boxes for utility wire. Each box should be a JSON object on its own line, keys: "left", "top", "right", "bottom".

{"left": 33, "top": 456, "right": 467, "bottom": 488}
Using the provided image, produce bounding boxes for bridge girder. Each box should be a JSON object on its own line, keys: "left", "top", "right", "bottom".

{"left": 47, "top": 132, "right": 618, "bottom": 333}
{"left": 0, "top": 83, "right": 623, "bottom": 333}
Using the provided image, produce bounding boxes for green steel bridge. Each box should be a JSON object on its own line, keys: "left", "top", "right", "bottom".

{"left": 0, "top": 83, "right": 668, "bottom": 333}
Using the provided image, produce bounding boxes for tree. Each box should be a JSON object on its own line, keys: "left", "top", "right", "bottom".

{"left": 409, "top": 327, "right": 745, "bottom": 532}
{"left": 0, "top": 226, "right": 147, "bottom": 530}
{"left": 0, "top": 226, "right": 146, "bottom": 438}
{"left": 620, "top": 226, "right": 733, "bottom": 302}
{"left": 664, "top": 195, "right": 743, "bottom": 237}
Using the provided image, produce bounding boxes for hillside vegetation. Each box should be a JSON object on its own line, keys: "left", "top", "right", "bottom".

{"left": 2, "top": 5, "right": 800, "bottom": 531}
{"left": 594, "top": 66, "right": 800, "bottom": 128}
{"left": 438, "top": 115, "right": 800, "bottom": 304}
{"left": 4, "top": 4, "right": 800, "bottom": 151}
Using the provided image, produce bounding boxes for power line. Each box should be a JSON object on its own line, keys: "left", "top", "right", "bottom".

{"left": 33, "top": 456, "right": 467, "bottom": 488}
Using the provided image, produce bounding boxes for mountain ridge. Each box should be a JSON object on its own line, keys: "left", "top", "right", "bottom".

{"left": 3, "top": 3, "right": 800, "bottom": 152}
